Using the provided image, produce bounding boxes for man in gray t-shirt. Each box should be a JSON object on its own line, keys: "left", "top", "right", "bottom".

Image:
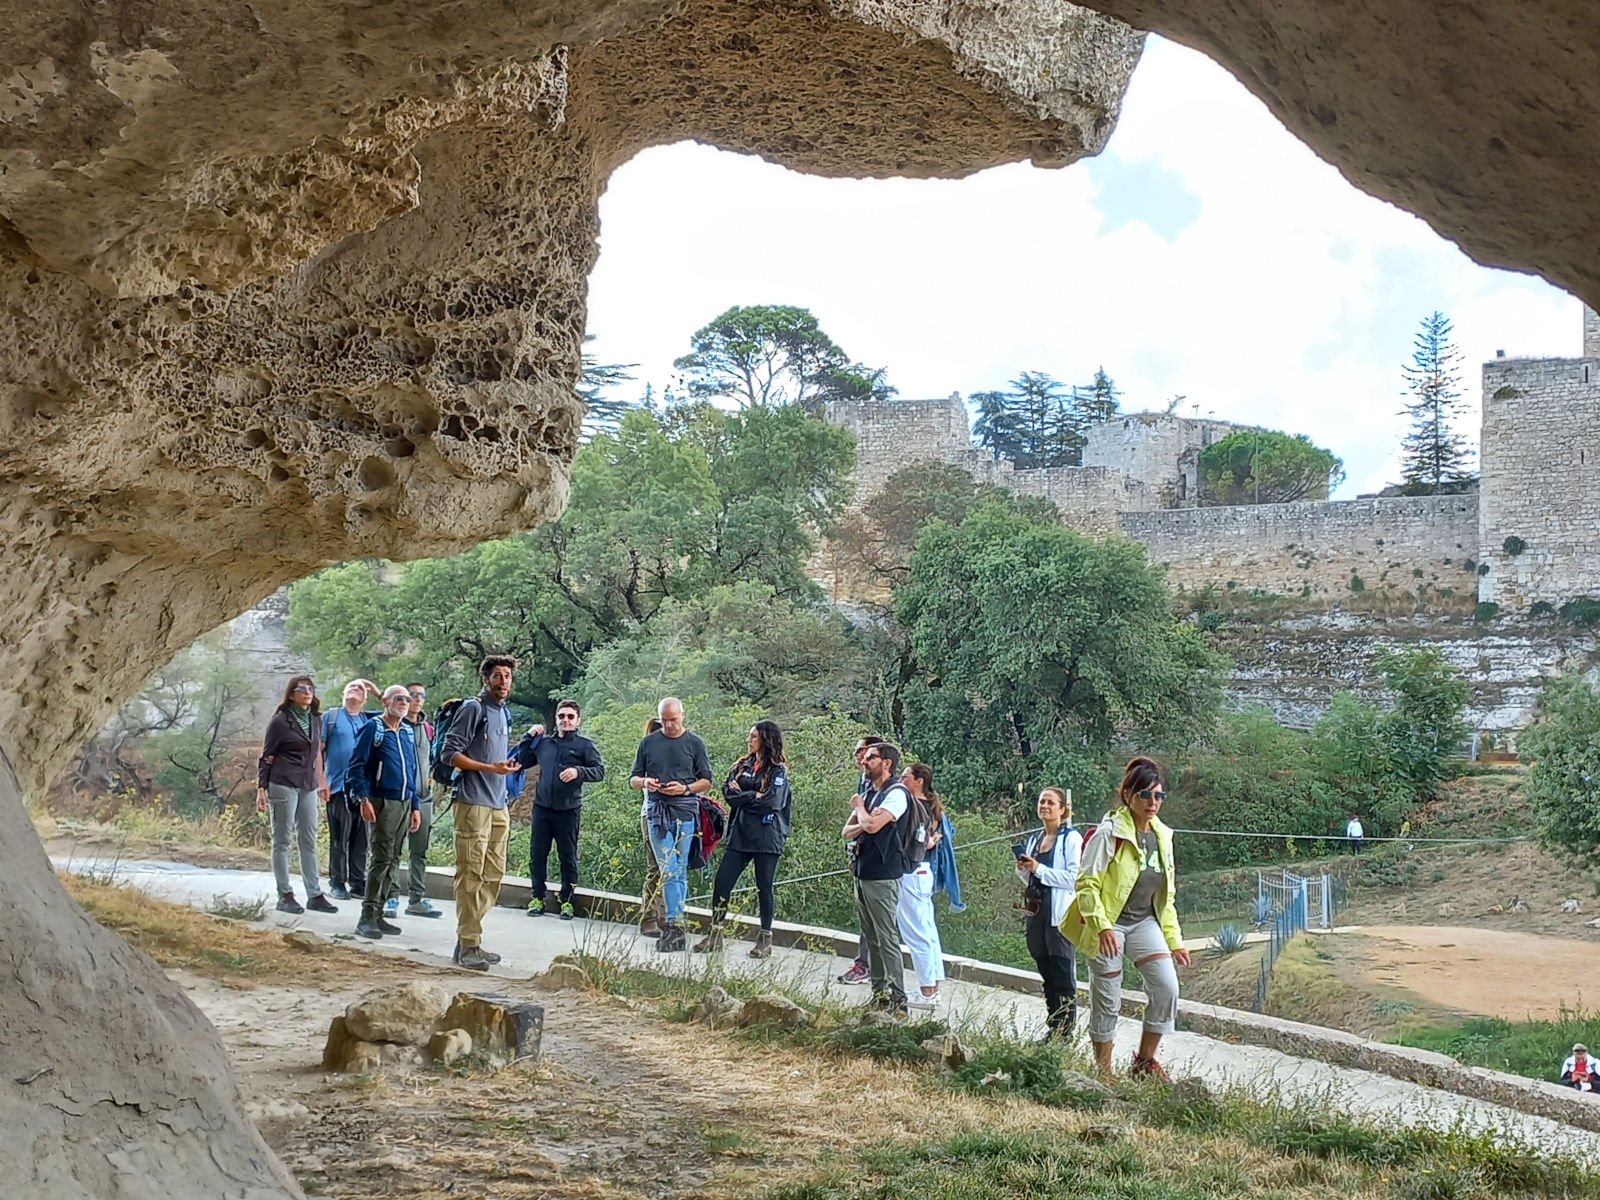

{"left": 628, "top": 696, "right": 712, "bottom": 952}
{"left": 441, "top": 655, "right": 520, "bottom": 970}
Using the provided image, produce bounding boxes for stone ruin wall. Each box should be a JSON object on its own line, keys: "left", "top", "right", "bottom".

{"left": 1120, "top": 494, "right": 1481, "bottom": 602}
{"left": 1477, "top": 347, "right": 1600, "bottom": 612}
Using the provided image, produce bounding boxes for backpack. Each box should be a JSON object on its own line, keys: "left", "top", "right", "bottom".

{"left": 429, "top": 698, "right": 472, "bottom": 788}
{"left": 899, "top": 786, "right": 934, "bottom": 867}
{"left": 688, "top": 794, "right": 729, "bottom": 871}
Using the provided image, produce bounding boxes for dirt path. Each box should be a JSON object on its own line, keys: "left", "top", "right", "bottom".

{"left": 1352, "top": 925, "right": 1598, "bottom": 1021}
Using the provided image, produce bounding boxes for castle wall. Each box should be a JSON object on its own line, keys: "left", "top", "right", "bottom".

{"left": 1119, "top": 494, "right": 1480, "bottom": 600}
{"left": 1478, "top": 354, "right": 1600, "bottom": 610}
{"left": 1082, "top": 412, "right": 1254, "bottom": 506}
{"left": 1585, "top": 305, "right": 1600, "bottom": 358}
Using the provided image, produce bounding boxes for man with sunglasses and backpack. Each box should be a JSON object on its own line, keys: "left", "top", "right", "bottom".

{"left": 843, "top": 741, "right": 910, "bottom": 1016}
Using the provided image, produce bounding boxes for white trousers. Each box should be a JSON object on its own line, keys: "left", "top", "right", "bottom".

{"left": 895, "top": 864, "right": 945, "bottom": 989}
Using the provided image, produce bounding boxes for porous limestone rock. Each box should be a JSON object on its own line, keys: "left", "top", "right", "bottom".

{"left": 439, "top": 992, "right": 545, "bottom": 1064}
{"left": 531, "top": 962, "right": 591, "bottom": 991}
{"left": 695, "top": 985, "right": 746, "bottom": 1030}
{"left": 0, "top": 3, "right": 1137, "bottom": 1192}
{"left": 1074, "top": 0, "right": 1600, "bottom": 305}
{"left": 344, "top": 981, "right": 453, "bottom": 1045}
{"left": 736, "top": 993, "right": 813, "bottom": 1031}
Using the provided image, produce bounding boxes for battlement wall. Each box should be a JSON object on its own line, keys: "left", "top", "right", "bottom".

{"left": 1118, "top": 494, "right": 1480, "bottom": 600}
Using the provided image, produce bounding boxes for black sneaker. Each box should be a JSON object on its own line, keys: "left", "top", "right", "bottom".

{"left": 376, "top": 918, "right": 402, "bottom": 935}
{"left": 276, "top": 893, "right": 304, "bottom": 915}
{"left": 458, "top": 945, "right": 492, "bottom": 971}
{"left": 355, "top": 919, "right": 384, "bottom": 939}
{"left": 330, "top": 885, "right": 352, "bottom": 901}
{"left": 306, "top": 894, "right": 338, "bottom": 914}
{"left": 656, "top": 924, "right": 687, "bottom": 952}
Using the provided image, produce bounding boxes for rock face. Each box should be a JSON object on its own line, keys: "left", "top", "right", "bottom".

{"left": 0, "top": 5, "right": 1138, "bottom": 1197}
{"left": 1074, "top": 0, "right": 1600, "bottom": 306}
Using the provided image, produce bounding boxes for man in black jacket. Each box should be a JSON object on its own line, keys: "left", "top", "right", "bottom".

{"left": 843, "top": 741, "right": 909, "bottom": 1015}
{"left": 515, "top": 698, "right": 605, "bottom": 919}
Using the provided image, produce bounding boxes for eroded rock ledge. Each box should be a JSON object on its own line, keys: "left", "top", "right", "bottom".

{"left": 0, "top": 3, "right": 1140, "bottom": 1196}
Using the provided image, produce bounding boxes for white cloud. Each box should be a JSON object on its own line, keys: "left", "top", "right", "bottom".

{"left": 584, "top": 36, "right": 1579, "bottom": 499}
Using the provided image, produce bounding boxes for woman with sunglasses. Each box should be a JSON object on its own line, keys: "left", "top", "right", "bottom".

{"left": 1061, "top": 756, "right": 1189, "bottom": 1081}
{"left": 256, "top": 675, "right": 338, "bottom": 915}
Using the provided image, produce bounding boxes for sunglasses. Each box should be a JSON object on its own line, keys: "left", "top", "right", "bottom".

{"left": 292, "top": 684, "right": 315, "bottom": 693}
{"left": 408, "top": 691, "right": 426, "bottom": 700}
{"left": 556, "top": 712, "right": 579, "bottom": 721}
{"left": 1134, "top": 787, "right": 1167, "bottom": 802}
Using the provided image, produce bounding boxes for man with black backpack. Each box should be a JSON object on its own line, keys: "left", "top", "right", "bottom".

{"left": 843, "top": 741, "right": 910, "bottom": 1015}
{"left": 440, "top": 655, "right": 520, "bottom": 971}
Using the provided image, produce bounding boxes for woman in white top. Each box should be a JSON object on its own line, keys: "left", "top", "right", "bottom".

{"left": 1016, "top": 786, "right": 1082, "bottom": 1038}
{"left": 896, "top": 762, "right": 946, "bottom": 1007}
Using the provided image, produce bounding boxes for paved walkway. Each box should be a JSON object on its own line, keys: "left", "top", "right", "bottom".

{"left": 62, "top": 857, "right": 1600, "bottom": 1157}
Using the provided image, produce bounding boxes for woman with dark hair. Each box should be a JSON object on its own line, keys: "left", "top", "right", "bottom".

{"left": 639, "top": 716, "right": 667, "bottom": 937}
{"left": 697, "top": 720, "right": 790, "bottom": 958}
{"left": 256, "top": 676, "right": 338, "bottom": 915}
{"left": 1016, "top": 786, "right": 1082, "bottom": 1038}
{"left": 1061, "top": 756, "right": 1190, "bottom": 1081}
{"left": 896, "top": 761, "right": 946, "bottom": 1006}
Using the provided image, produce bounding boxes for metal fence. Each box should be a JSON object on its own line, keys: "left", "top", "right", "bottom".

{"left": 1252, "top": 867, "right": 1349, "bottom": 1012}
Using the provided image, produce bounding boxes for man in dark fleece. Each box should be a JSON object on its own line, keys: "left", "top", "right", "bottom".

{"left": 515, "top": 698, "right": 605, "bottom": 920}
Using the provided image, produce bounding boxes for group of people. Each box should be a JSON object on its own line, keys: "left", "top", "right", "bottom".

{"left": 258, "top": 655, "right": 1192, "bottom": 1078}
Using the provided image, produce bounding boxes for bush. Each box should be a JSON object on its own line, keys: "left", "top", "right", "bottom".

{"left": 1530, "top": 600, "right": 1557, "bottom": 618}
{"left": 946, "top": 1040, "right": 1107, "bottom": 1109}
{"left": 1348, "top": 574, "right": 1365, "bottom": 593}
{"left": 1503, "top": 535, "right": 1527, "bottom": 556}
{"left": 1560, "top": 596, "right": 1600, "bottom": 626}
{"left": 827, "top": 1018, "right": 948, "bottom": 1064}
{"left": 1473, "top": 601, "right": 1500, "bottom": 622}
{"left": 1523, "top": 674, "right": 1600, "bottom": 868}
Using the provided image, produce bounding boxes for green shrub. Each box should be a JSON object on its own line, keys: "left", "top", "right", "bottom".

{"left": 826, "top": 1018, "right": 948, "bottom": 1064}
{"left": 1560, "top": 596, "right": 1600, "bottom": 626}
{"left": 946, "top": 1040, "right": 1107, "bottom": 1110}
{"left": 1503, "top": 535, "right": 1527, "bottom": 556}
{"left": 1348, "top": 574, "right": 1365, "bottom": 593}
{"left": 1530, "top": 600, "right": 1557, "bottom": 617}
{"left": 1473, "top": 601, "right": 1500, "bottom": 622}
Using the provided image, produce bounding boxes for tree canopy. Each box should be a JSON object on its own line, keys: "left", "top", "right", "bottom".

{"left": 1196, "top": 430, "right": 1344, "bottom": 504}
{"left": 672, "top": 304, "right": 894, "bottom": 414}
{"left": 972, "top": 369, "right": 1122, "bottom": 468}
{"left": 1399, "top": 311, "right": 1474, "bottom": 490}
{"left": 894, "top": 504, "right": 1222, "bottom": 804}
{"left": 1522, "top": 674, "right": 1600, "bottom": 868}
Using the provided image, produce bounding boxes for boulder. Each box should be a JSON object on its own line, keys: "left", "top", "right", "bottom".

{"left": 695, "top": 986, "right": 745, "bottom": 1030}
{"left": 736, "top": 993, "right": 812, "bottom": 1031}
{"left": 440, "top": 993, "right": 544, "bottom": 1064}
{"left": 920, "top": 1034, "right": 974, "bottom": 1071}
{"left": 531, "top": 962, "right": 590, "bottom": 991}
{"left": 1169, "top": 1076, "right": 1214, "bottom": 1109}
{"left": 428, "top": 1028, "right": 473, "bottom": 1066}
{"left": 321, "top": 1015, "right": 356, "bottom": 1072}
{"left": 1062, "top": 1070, "right": 1116, "bottom": 1097}
{"left": 341, "top": 1040, "right": 384, "bottom": 1075}
{"left": 344, "top": 981, "right": 453, "bottom": 1045}
{"left": 282, "top": 930, "right": 326, "bottom": 952}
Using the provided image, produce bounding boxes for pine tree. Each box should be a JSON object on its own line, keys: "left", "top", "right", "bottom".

{"left": 1398, "top": 312, "right": 1473, "bottom": 489}
{"left": 1078, "top": 367, "right": 1121, "bottom": 424}
{"left": 973, "top": 372, "right": 1082, "bottom": 468}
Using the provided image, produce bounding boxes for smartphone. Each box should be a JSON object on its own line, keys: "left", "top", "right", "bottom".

{"left": 1011, "top": 842, "right": 1028, "bottom": 860}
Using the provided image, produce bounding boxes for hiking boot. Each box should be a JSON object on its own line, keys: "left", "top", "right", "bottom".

{"left": 384, "top": 897, "right": 399, "bottom": 918}
{"left": 656, "top": 924, "right": 687, "bottom": 952}
{"left": 870, "top": 989, "right": 909, "bottom": 1019}
{"left": 639, "top": 920, "right": 662, "bottom": 939}
{"left": 560, "top": 901, "right": 576, "bottom": 921}
{"left": 406, "top": 899, "right": 442, "bottom": 918}
{"left": 276, "top": 892, "right": 304, "bottom": 915}
{"left": 1130, "top": 1054, "right": 1171, "bottom": 1084}
{"left": 458, "top": 944, "right": 492, "bottom": 971}
{"left": 479, "top": 947, "right": 502, "bottom": 964}
{"left": 306, "top": 894, "right": 338, "bottom": 914}
{"left": 693, "top": 927, "right": 724, "bottom": 953}
{"left": 837, "top": 960, "right": 869, "bottom": 985}
{"left": 355, "top": 918, "right": 384, "bottom": 939}
{"left": 330, "top": 885, "right": 352, "bottom": 901}
{"left": 527, "top": 897, "right": 547, "bottom": 917}
{"left": 376, "top": 918, "right": 402, "bottom": 935}
{"left": 748, "top": 930, "right": 773, "bottom": 959}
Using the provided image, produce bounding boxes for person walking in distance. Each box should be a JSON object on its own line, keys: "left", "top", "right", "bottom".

{"left": 387, "top": 682, "right": 442, "bottom": 919}
{"left": 256, "top": 676, "right": 338, "bottom": 915}
{"left": 699, "top": 720, "right": 791, "bottom": 957}
{"left": 629, "top": 697, "right": 712, "bottom": 953}
{"left": 346, "top": 685, "right": 424, "bottom": 940}
{"left": 837, "top": 734, "right": 885, "bottom": 985}
{"left": 1062, "top": 757, "right": 1190, "bottom": 1082}
{"left": 321, "top": 678, "right": 379, "bottom": 900}
{"left": 844, "top": 741, "right": 910, "bottom": 1015}
{"left": 1345, "top": 813, "right": 1365, "bottom": 855}
{"left": 1016, "top": 787, "right": 1082, "bottom": 1039}
{"left": 896, "top": 762, "right": 946, "bottom": 1008}
{"left": 441, "top": 655, "right": 520, "bottom": 971}
{"left": 516, "top": 699, "right": 605, "bottom": 920}
{"left": 637, "top": 716, "right": 666, "bottom": 937}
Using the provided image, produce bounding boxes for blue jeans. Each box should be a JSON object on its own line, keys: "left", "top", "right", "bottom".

{"left": 647, "top": 817, "right": 696, "bottom": 923}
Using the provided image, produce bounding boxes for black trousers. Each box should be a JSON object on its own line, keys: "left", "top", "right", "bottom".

{"left": 1026, "top": 905, "right": 1078, "bottom": 1036}
{"left": 326, "top": 792, "right": 369, "bottom": 891}
{"left": 712, "top": 849, "right": 780, "bottom": 929}
{"left": 530, "top": 805, "right": 580, "bottom": 903}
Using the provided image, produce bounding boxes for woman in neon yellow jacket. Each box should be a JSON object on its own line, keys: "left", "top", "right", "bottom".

{"left": 1060, "top": 756, "right": 1190, "bottom": 1082}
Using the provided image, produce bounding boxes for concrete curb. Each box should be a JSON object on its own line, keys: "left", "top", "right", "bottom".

{"left": 421, "top": 867, "right": 1600, "bottom": 1134}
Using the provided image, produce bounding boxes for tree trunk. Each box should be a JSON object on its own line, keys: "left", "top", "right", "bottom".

{"left": 0, "top": 745, "right": 302, "bottom": 1199}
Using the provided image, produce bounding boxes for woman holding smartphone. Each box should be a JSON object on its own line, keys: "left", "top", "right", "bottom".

{"left": 1015, "top": 786, "right": 1081, "bottom": 1039}
{"left": 1061, "top": 756, "right": 1190, "bottom": 1082}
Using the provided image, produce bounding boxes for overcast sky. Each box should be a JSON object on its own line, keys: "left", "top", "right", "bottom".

{"left": 583, "top": 35, "right": 1580, "bottom": 499}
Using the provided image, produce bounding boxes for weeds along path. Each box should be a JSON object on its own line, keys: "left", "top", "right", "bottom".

{"left": 62, "top": 857, "right": 1600, "bottom": 1158}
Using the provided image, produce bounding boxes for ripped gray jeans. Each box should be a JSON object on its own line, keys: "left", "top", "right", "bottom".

{"left": 1088, "top": 916, "right": 1179, "bottom": 1042}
